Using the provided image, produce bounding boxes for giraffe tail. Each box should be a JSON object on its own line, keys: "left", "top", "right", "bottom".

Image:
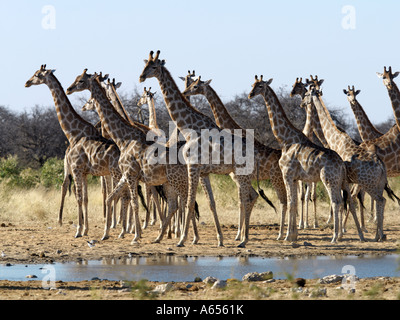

{"left": 68, "top": 174, "right": 73, "bottom": 196}
{"left": 256, "top": 157, "right": 277, "bottom": 213}
{"left": 385, "top": 183, "right": 400, "bottom": 206}
{"left": 138, "top": 184, "right": 149, "bottom": 213}
{"left": 194, "top": 201, "right": 200, "bottom": 220}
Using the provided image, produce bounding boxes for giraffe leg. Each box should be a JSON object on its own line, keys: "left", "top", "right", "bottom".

{"left": 82, "top": 177, "right": 89, "bottom": 236}
{"left": 177, "top": 166, "right": 200, "bottom": 247}
{"left": 298, "top": 181, "right": 305, "bottom": 229}
{"left": 142, "top": 184, "right": 152, "bottom": 229}
{"left": 284, "top": 180, "right": 298, "bottom": 242}
{"left": 73, "top": 174, "right": 84, "bottom": 238}
{"left": 58, "top": 172, "right": 72, "bottom": 227}
{"left": 304, "top": 183, "right": 310, "bottom": 229}
{"left": 311, "top": 182, "right": 318, "bottom": 228}
{"left": 153, "top": 185, "right": 178, "bottom": 243}
{"left": 200, "top": 176, "right": 223, "bottom": 247}
{"left": 102, "top": 178, "right": 127, "bottom": 240}
{"left": 127, "top": 179, "right": 143, "bottom": 244}
{"left": 118, "top": 190, "right": 130, "bottom": 239}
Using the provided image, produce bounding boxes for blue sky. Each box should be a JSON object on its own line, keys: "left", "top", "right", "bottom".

{"left": 1, "top": 0, "right": 400, "bottom": 125}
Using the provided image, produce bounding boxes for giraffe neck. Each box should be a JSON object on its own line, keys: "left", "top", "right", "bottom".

{"left": 147, "top": 96, "right": 159, "bottom": 129}
{"left": 312, "top": 94, "right": 356, "bottom": 159}
{"left": 349, "top": 99, "right": 382, "bottom": 141}
{"left": 107, "top": 85, "right": 132, "bottom": 123}
{"left": 262, "top": 88, "right": 308, "bottom": 146}
{"left": 302, "top": 101, "right": 330, "bottom": 148}
{"left": 203, "top": 85, "right": 241, "bottom": 130}
{"left": 46, "top": 73, "right": 99, "bottom": 145}
{"left": 156, "top": 67, "right": 217, "bottom": 140}
{"left": 90, "top": 79, "right": 148, "bottom": 152}
{"left": 387, "top": 82, "right": 400, "bottom": 130}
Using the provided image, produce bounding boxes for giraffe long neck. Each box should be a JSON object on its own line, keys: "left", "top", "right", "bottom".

{"left": 262, "top": 88, "right": 308, "bottom": 146}
{"left": 90, "top": 79, "right": 148, "bottom": 152}
{"left": 147, "top": 96, "right": 159, "bottom": 129}
{"left": 387, "top": 82, "right": 400, "bottom": 130}
{"left": 156, "top": 67, "right": 217, "bottom": 140}
{"left": 349, "top": 99, "right": 382, "bottom": 141}
{"left": 302, "top": 103, "right": 330, "bottom": 148}
{"left": 46, "top": 74, "right": 100, "bottom": 145}
{"left": 312, "top": 94, "right": 356, "bottom": 160}
{"left": 203, "top": 86, "right": 241, "bottom": 130}
{"left": 108, "top": 85, "right": 132, "bottom": 123}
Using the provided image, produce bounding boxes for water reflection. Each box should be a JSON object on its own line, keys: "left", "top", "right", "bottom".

{"left": 1, "top": 254, "right": 399, "bottom": 282}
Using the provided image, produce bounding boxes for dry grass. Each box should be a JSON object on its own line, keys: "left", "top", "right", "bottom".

{"left": 0, "top": 175, "right": 400, "bottom": 229}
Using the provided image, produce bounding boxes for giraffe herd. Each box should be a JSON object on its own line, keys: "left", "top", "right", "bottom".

{"left": 24, "top": 52, "right": 400, "bottom": 248}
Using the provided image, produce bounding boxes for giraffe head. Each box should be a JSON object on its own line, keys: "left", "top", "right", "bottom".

{"left": 82, "top": 97, "right": 96, "bottom": 112}
{"left": 248, "top": 75, "right": 273, "bottom": 99}
{"left": 179, "top": 70, "right": 197, "bottom": 89}
{"left": 376, "top": 66, "right": 399, "bottom": 90}
{"left": 139, "top": 50, "right": 165, "bottom": 83}
{"left": 102, "top": 78, "right": 121, "bottom": 100}
{"left": 290, "top": 77, "right": 308, "bottom": 99}
{"left": 343, "top": 85, "right": 360, "bottom": 105}
{"left": 66, "top": 69, "right": 108, "bottom": 95}
{"left": 25, "top": 64, "right": 56, "bottom": 87}
{"left": 137, "top": 87, "right": 156, "bottom": 107}
{"left": 306, "top": 75, "right": 324, "bottom": 95}
{"left": 182, "top": 76, "right": 212, "bottom": 98}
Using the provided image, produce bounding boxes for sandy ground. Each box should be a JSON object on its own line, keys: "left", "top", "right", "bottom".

{"left": 0, "top": 209, "right": 400, "bottom": 301}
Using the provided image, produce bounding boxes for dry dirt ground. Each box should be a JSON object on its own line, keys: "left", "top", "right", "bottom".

{"left": 0, "top": 210, "right": 400, "bottom": 301}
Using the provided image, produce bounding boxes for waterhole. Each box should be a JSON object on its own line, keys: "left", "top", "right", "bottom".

{"left": 1, "top": 254, "right": 399, "bottom": 282}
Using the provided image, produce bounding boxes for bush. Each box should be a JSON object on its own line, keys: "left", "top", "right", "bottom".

{"left": 40, "top": 158, "right": 64, "bottom": 189}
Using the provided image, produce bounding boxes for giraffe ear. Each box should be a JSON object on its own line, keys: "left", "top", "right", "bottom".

{"left": 143, "top": 59, "right": 149, "bottom": 64}
{"left": 343, "top": 89, "right": 348, "bottom": 95}
{"left": 393, "top": 71, "right": 400, "bottom": 79}
{"left": 115, "top": 82, "right": 122, "bottom": 89}
{"left": 179, "top": 77, "right": 185, "bottom": 81}
{"left": 204, "top": 79, "right": 212, "bottom": 85}
{"left": 376, "top": 72, "right": 384, "bottom": 78}
{"left": 318, "top": 79, "right": 324, "bottom": 86}
{"left": 266, "top": 78, "right": 273, "bottom": 85}
{"left": 355, "top": 90, "right": 361, "bottom": 95}
{"left": 160, "top": 59, "right": 166, "bottom": 66}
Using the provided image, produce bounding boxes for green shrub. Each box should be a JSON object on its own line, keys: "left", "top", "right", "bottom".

{"left": 40, "top": 158, "right": 64, "bottom": 189}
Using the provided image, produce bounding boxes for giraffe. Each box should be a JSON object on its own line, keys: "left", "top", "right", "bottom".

{"left": 25, "top": 65, "right": 130, "bottom": 239}
{"left": 248, "top": 75, "right": 364, "bottom": 243}
{"left": 306, "top": 76, "right": 391, "bottom": 241}
{"left": 66, "top": 70, "right": 224, "bottom": 246}
{"left": 292, "top": 78, "right": 369, "bottom": 231}
{"left": 181, "top": 75, "right": 289, "bottom": 240}
{"left": 139, "top": 50, "right": 260, "bottom": 248}
{"left": 91, "top": 78, "right": 213, "bottom": 242}
{"left": 344, "top": 85, "right": 400, "bottom": 215}
{"left": 83, "top": 80, "right": 162, "bottom": 233}
{"left": 289, "top": 77, "right": 330, "bottom": 229}
{"left": 376, "top": 66, "right": 400, "bottom": 131}
{"left": 136, "top": 87, "right": 184, "bottom": 236}
{"left": 343, "top": 86, "right": 384, "bottom": 142}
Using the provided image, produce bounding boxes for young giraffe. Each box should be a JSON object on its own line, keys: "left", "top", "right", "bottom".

{"left": 307, "top": 76, "right": 390, "bottom": 241}
{"left": 67, "top": 70, "right": 224, "bottom": 246}
{"left": 137, "top": 87, "right": 185, "bottom": 237}
{"left": 139, "top": 50, "right": 259, "bottom": 248}
{"left": 248, "top": 75, "right": 365, "bottom": 243}
{"left": 25, "top": 65, "right": 130, "bottom": 239}
{"left": 182, "top": 75, "right": 289, "bottom": 240}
